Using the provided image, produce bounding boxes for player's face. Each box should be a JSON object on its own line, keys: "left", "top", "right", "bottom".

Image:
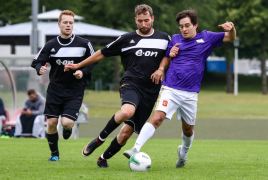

{"left": 179, "top": 17, "right": 198, "bottom": 39}
{"left": 58, "top": 15, "right": 74, "bottom": 38}
{"left": 135, "top": 12, "right": 154, "bottom": 35}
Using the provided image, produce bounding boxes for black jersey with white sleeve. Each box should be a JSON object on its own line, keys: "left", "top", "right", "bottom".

{"left": 31, "top": 35, "right": 96, "bottom": 88}
{"left": 101, "top": 30, "right": 170, "bottom": 100}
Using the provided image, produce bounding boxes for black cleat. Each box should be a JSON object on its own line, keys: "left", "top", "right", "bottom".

{"left": 97, "top": 157, "right": 109, "bottom": 168}
{"left": 62, "top": 127, "right": 72, "bottom": 140}
{"left": 82, "top": 137, "right": 104, "bottom": 157}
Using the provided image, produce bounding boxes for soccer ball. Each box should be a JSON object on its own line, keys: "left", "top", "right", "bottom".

{"left": 129, "top": 152, "right": 151, "bottom": 171}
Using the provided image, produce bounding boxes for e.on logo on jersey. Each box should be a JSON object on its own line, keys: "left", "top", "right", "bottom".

{"left": 135, "top": 49, "right": 158, "bottom": 57}
{"left": 162, "top": 100, "right": 168, "bottom": 107}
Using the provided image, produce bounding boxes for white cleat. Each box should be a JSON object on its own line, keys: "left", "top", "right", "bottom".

{"left": 176, "top": 145, "right": 187, "bottom": 168}
{"left": 123, "top": 148, "right": 138, "bottom": 159}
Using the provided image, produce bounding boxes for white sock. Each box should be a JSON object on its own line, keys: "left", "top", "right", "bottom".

{"left": 180, "top": 132, "right": 194, "bottom": 160}
{"left": 101, "top": 154, "right": 105, "bottom": 159}
{"left": 133, "top": 122, "right": 156, "bottom": 152}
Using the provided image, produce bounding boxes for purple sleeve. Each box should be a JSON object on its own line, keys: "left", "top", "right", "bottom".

{"left": 206, "top": 31, "right": 225, "bottom": 48}
{"left": 165, "top": 36, "right": 175, "bottom": 58}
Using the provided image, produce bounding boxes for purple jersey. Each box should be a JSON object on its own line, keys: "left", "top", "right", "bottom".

{"left": 162, "top": 30, "right": 225, "bottom": 92}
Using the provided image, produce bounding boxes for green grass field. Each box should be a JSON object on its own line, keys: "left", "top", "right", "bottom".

{"left": 1, "top": 138, "right": 267, "bottom": 180}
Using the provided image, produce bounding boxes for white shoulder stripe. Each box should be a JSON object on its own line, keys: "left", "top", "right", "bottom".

{"left": 50, "top": 47, "right": 86, "bottom": 57}
{"left": 107, "top": 36, "right": 121, "bottom": 48}
{"left": 87, "top": 42, "right": 95, "bottom": 55}
{"left": 121, "top": 39, "right": 169, "bottom": 52}
{"left": 34, "top": 46, "right": 45, "bottom": 60}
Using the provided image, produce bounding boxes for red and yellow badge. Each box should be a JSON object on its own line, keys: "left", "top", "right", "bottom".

{"left": 162, "top": 100, "right": 168, "bottom": 107}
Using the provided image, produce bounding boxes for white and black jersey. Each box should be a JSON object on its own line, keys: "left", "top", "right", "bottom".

{"left": 31, "top": 35, "right": 96, "bottom": 88}
{"left": 101, "top": 30, "right": 170, "bottom": 100}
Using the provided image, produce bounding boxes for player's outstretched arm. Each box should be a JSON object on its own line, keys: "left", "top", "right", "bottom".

{"left": 151, "top": 57, "right": 171, "bottom": 84}
{"left": 64, "top": 50, "right": 106, "bottom": 72}
{"left": 219, "top": 21, "right": 236, "bottom": 42}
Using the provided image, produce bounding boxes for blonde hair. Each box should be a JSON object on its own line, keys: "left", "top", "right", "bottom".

{"left": 58, "top": 10, "right": 74, "bottom": 22}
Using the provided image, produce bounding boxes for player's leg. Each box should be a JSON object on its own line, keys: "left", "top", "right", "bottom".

{"left": 176, "top": 91, "right": 197, "bottom": 168}
{"left": 82, "top": 103, "right": 135, "bottom": 157}
{"left": 123, "top": 111, "right": 167, "bottom": 158}
{"left": 61, "top": 87, "right": 85, "bottom": 140}
{"left": 97, "top": 124, "right": 134, "bottom": 168}
{"left": 124, "top": 86, "right": 178, "bottom": 158}
{"left": 61, "top": 117, "right": 75, "bottom": 139}
{"left": 44, "top": 85, "right": 63, "bottom": 161}
{"left": 82, "top": 85, "right": 138, "bottom": 157}
{"left": 46, "top": 117, "right": 60, "bottom": 161}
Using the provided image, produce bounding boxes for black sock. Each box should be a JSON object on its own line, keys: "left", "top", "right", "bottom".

{"left": 46, "top": 132, "right": 59, "bottom": 156}
{"left": 102, "top": 137, "right": 124, "bottom": 159}
{"left": 99, "top": 115, "right": 120, "bottom": 139}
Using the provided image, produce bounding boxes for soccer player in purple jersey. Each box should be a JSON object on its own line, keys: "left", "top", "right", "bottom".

{"left": 124, "top": 8, "right": 236, "bottom": 168}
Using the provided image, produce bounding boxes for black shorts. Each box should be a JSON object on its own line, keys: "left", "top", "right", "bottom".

{"left": 44, "top": 83, "right": 85, "bottom": 121}
{"left": 120, "top": 84, "right": 156, "bottom": 134}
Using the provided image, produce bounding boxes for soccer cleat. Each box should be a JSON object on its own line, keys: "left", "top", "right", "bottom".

{"left": 82, "top": 137, "right": 104, "bottom": 157}
{"left": 97, "top": 157, "right": 109, "bottom": 168}
{"left": 48, "top": 156, "right": 60, "bottom": 161}
{"left": 123, "top": 148, "right": 138, "bottom": 159}
{"left": 62, "top": 127, "right": 72, "bottom": 140}
{"left": 176, "top": 145, "right": 187, "bottom": 168}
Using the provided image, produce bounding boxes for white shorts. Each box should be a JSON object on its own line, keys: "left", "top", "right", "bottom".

{"left": 155, "top": 85, "right": 198, "bottom": 125}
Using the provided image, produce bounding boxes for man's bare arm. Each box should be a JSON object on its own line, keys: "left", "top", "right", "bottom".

{"left": 65, "top": 50, "right": 105, "bottom": 71}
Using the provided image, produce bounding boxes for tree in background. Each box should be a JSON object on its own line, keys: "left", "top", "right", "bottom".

{"left": 218, "top": 0, "right": 268, "bottom": 95}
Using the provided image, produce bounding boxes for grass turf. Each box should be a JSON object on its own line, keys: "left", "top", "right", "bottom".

{"left": 0, "top": 138, "right": 267, "bottom": 180}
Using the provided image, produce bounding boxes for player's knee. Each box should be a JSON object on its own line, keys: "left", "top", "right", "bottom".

{"left": 183, "top": 128, "right": 194, "bottom": 137}
{"left": 47, "top": 120, "right": 57, "bottom": 129}
{"left": 149, "top": 115, "right": 164, "bottom": 128}
{"left": 120, "top": 110, "right": 134, "bottom": 121}
{"left": 61, "top": 121, "right": 74, "bottom": 130}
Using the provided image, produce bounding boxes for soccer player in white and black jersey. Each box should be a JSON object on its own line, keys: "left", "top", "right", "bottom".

{"left": 65, "top": 4, "right": 170, "bottom": 168}
{"left": 31, "top": 10, "right": 96, "bottom": 161}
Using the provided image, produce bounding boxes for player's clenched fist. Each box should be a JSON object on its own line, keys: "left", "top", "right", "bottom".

{"left": 64, "top": 63, "right": 79, "bottom": 72}
{"left": 39, "top": 63, "right": 48, "bottom": 75}
{"left": 169, "top": 43, "right": 179, "bottom": 58}
{"left": 73, "top": 70, "right": 83, "bottom": 79}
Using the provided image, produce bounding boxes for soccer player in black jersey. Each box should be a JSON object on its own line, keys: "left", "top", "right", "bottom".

{"left": 65, "top": 4, "right": 170, "bottom": 168}
{"left": 31, "top": 10, "right": 96, "bottom": 161}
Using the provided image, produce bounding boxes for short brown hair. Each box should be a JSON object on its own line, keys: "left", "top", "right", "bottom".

{"left": 176, "top": 8, "right": 198, "bottom": 29}
{"left": 58, "top": 10, "right": 74, "bottom": 23}
{"left": 135, "top": 4, "right": 153, "bottom": 17}
{"left": 27, "top": 89, "right": 36, "bottom": 95}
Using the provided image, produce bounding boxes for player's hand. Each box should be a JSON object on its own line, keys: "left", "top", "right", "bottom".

{"left": 169, "top": 44, "right": 179, "bottom": 58}
{"left": 218, "top": 22, "right": 233, "bottom": 32}
{"left": 151, "top": 69, "right": 164, "bottom": 84}
{"left": 64, "top": 63, "right": 79, "bottom": 72}
{"left": 39, "top": 63, "right": 48, "bottom": 75}
{"left": 73, "top": 70, "right": 83, "bottom": 79}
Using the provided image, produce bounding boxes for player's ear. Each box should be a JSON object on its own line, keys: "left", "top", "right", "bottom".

{"left": 194, "top": 23, "right": 198, "bottom": 30}
{"left": 151, "top": 15, "right": 154, "bottom": 23}
{"left": 58, "top": 22, "right": 60, "bottom": 28}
